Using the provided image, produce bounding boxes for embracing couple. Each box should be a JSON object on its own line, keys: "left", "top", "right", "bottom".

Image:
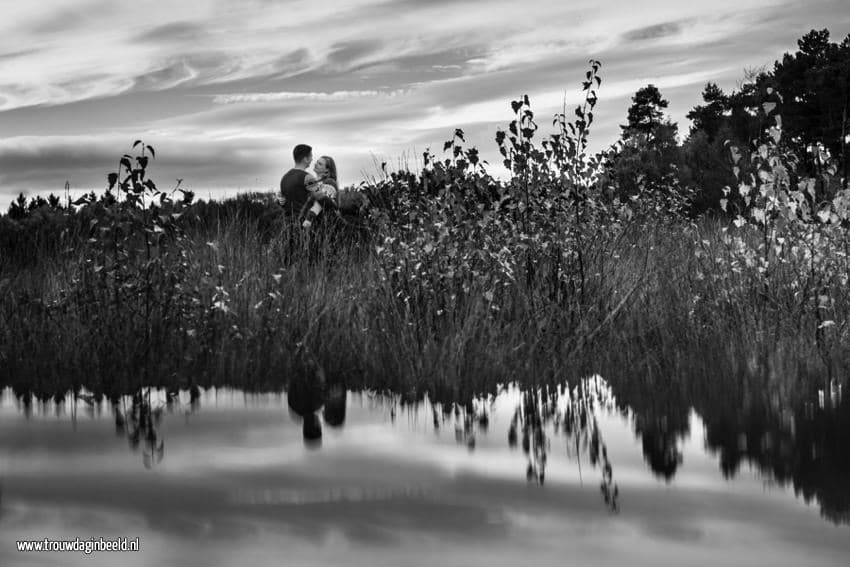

{"left": 279, "top": 144, "right": 339, "bottom": 228}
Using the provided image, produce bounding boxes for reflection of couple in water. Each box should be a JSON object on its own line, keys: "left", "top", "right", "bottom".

{"left": 286, "top": 368, "right": 347, "bottom": 448}
{"left": 279, "top": 144, "right": 339, "bottom": 228}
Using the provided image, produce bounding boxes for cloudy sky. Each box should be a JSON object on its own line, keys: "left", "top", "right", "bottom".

{"left": 1, "top": 0, "right": 849, "bottom": 208}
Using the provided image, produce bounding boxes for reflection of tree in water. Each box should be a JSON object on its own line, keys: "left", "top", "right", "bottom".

{"left": 790, "top": 393, "right": 850, "bottom": 524}
{"left": 7, "top": 352, "right": 846, "bottom": 523}
{"left": 609, "top": 369, "right": 690, "bottom": 482}
{"left": 427, "top": 378, "right": 619, "bottom": 513}
{"left": 10, "top": 383, "right": 205, "bottom": 469}
{"left": 7, "top": 385, "right": 194, "bottom": 469}
{"left": 560, "top": 378, "right": 619, "bottom": 512}
{"left": 509, "top": 390, "right": 549, "bottom": 484}
{"left": 116, "top": 390, "right": 164, "bottom": 469}
{"left": 12, "top": 385, "right": 94, "bottom": 423}
{"left": 601, "top": 341, "right": 850, "bottom": 524}
{"left": 114, "top": 386, "right": 201, "bottom": 469}
{"left": 697, "top": 373, "right": 850, "bottom": 525}
{"left": 507, "top": 379, "right": 619, "bottom": 511}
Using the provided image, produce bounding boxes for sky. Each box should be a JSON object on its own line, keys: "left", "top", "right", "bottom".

{"left": 1, "top": 0, "right": 849, "bottom": 209}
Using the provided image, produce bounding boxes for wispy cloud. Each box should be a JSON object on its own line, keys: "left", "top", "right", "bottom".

{"left": 133, "top": 21, "right": 208, "bottom": 44}
{"left": 0, "top": 48, "right": 42, "bottom": 61}
{"left": 1, "top": 0, "right": 849, "bottom": 206}
{"left": 623, "top": 21, "right": 687, "bottom": 42}
{"left": 212, "top": 89, "right": 409, "bottom": 104}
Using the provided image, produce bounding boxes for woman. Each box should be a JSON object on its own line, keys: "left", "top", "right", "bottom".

{"left": 301, "top": 155, "right": 338, "bottom": 228}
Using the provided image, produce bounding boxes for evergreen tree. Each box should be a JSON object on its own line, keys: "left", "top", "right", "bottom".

{"left": 608, "top": 85, "right": 683, "bottom": 201}
{"left": 621, "top": 84, "right": 670, "bottom": 143}
{"left": 686, "top": 83, "right": 729, "bottom": 141}
{"left": 770, "top": 29, "right": 850, "bottom": 188}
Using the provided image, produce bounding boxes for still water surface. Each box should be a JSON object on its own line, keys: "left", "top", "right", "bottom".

{"left": 0, "top": 382, "right": 847, "bottom": 567}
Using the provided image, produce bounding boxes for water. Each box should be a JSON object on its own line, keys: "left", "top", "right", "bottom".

{"left": 0, "top": 381, "right": 848, "bottom": 567}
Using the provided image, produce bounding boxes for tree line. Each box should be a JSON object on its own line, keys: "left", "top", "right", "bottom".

{"left": 604, "top": 28, "right": 850, "bottom": 215}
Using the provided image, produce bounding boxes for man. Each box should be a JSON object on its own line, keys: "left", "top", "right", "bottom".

{"left": 279, "top": 144, "right": 319, "bottom": 219}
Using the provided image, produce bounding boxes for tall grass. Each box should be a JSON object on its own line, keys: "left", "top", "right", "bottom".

{"left": 2, "top": 207, "right": 846, "bottom": 402}
{"left": 1, "top": 60, "right": 848, "bottom": 408}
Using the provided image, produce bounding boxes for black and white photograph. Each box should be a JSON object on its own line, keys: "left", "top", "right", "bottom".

{"left": 1, "top": 1, "right": 849, "bottom": 565}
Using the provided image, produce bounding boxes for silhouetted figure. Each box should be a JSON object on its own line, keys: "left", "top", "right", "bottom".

{"left": 280, "top": 144, "right": 315, "bottom": 219}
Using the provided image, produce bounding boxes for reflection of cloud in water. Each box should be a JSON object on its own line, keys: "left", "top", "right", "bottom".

{"left": 1, "top": 387, "right": 849, "bottom": 566}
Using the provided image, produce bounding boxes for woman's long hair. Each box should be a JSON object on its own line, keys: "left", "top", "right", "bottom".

{"left": 320, "top": 155, "right": 338, "bottom": 187}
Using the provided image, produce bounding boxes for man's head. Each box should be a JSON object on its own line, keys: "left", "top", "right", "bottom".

{"left": 293, "top": 144, "right": 313, "bottom": 168}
